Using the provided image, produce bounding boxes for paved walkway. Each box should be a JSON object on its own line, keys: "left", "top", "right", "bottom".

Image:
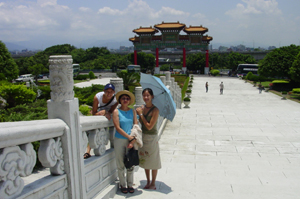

{"left": 113, "top": 75, "right": 300, "bottom": 199}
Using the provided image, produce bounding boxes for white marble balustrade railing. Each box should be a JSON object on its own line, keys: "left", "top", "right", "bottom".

{"left": 0, "top": 119, "right": 68, "bottom": 199}
{"left": 0, "top": 55, "right": 180, "bottom": 199}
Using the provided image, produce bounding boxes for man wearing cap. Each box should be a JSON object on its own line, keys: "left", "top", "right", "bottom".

{"left": 84, "top": 83, "right": 118, "bottom": 159}
{"left": 92, "top": 83, "right": 118, "bottom": 119}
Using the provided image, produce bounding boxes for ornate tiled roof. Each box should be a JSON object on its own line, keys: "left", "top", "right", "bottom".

{"left": 154, "top": 21, "right": 186, "bottom": 30}
{"left": 184, "top": 25, "right": 208, "bottom": 34}
{"left": 133, "top": 26, "right": 158, "bottom": 34}
{"left": 202, "top": 35, "right": 213, "bottom": 41}
{"left": 129, "top": 36, "right": 140, "bottom": 42}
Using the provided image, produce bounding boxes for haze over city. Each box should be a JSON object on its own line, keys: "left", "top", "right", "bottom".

{"left": 1, "top": 0, "right": 300, "bottom": 50}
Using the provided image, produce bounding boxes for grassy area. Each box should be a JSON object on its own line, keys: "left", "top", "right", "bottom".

{"left": 37, "top": 79, "right": 91, "bottom": 84}
{"left": 260, "top": 81, "right": 272, "bottom": 87}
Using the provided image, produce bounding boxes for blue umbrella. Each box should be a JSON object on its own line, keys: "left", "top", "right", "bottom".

{"left": 140, "top": 73, "right": 176, "bottom": 121}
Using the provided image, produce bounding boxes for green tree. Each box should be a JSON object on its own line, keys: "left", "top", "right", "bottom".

{"left": 258, "top": 44, "right": 300, "bottom": 79}
{"left": 44, "top": 44, "right": 76, "bottom": 55}
{"left": 128, "top": 52, "right": 155, "bottom": 72}
{"left": 116, "top": 70, "right": 140, "bottom": 90}
{"left": 226, "top": 52, "right": 256, "bottom": 71}
{"left": 0, "top": 41, "right": 19, "bottom": 81}
{"left": 0, "top": 84, "right": 36, "bottom": 108}
{"left": 160, "top": 64, "right": 170, "bottom": 71}
{"left": 186, "top": 53, "right": 206, "bottom": 73}
{"left": 290, "top": 51, "right": 300, "bottom": 82}
{"left": 71, "top": 48, "right": 87, "bottom": 63}
{"left": 28, "top": 63, "right": 49, "bottom": 82}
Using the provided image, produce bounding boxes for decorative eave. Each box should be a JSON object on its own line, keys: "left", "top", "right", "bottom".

{"left": 183, "top": 25, "right": 208, "bottom": 34}
{"left": 202, "top": 35, "right": 213, "bottom": 41}
{"left": 133, "top": 26, "right": 158, "bottom": 35}
{"left": 129, "top": 36, "right": 140, "bottom": 42}
{"left": 154, "top": 21, "right": 186, "bottom": 31}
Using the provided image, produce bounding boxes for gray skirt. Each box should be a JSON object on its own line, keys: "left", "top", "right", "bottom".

{"left": 139, "top": 134, "right": 161, "bottom": 170}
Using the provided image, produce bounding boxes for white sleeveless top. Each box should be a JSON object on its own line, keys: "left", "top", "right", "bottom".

{"left": 96, "top": 91, "right": 117, "bottom": 111}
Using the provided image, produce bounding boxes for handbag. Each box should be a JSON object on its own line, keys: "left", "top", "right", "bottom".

{"left": 124, "top": 148, "right": 139, "bottom": 169}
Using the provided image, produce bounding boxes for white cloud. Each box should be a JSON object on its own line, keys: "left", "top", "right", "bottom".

{"left": 226, "top": 0, "right": 281, "bottom": 17}
{"left": 98, "top": 7, "right": 123, "bottom": 15}
{"left": 37, "top": 0, "right": 57, "bottom": 7}
{"left": 0, "top": 0, "right": 298, "bottom": 48}
{"left": 79, "top": 7, "right": 91, "bottom": 12}
{"left": 155, "top": 7, "right": 189, "bottom": 17}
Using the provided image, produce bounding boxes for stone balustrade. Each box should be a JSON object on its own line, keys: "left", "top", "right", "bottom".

{"left": 0, "top": 55, "right": 181, "bottom": 199}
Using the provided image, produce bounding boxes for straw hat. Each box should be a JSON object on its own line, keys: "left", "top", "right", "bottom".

{"left": 116, "top": 90, "right": 135, "bottom": 106}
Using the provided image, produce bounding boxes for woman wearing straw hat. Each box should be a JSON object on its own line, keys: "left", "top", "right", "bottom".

{"left": 112, "top": 90, "right": 138, "bottom": 194}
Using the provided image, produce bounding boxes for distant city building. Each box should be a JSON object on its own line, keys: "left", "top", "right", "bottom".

{"left": 218, "top": 46, "right": 228, "bottom": 51}
{"left": 268, "top": 46, "right": 276, "bottom": 50}
{"left": 119, "top": 46, "right": 126, "bottom": 51}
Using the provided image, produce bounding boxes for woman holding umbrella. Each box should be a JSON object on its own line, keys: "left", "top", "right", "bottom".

{"left": 136, "top": 88, "right": 161, "bottom": 190}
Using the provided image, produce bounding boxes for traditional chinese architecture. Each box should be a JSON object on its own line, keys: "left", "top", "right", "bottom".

{"left": 129, "top": 21, "right": 213, "bottom": 74}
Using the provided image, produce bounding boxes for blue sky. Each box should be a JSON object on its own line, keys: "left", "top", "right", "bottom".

{"left": 1, "top": 0, "right": 300, "bottom": 49}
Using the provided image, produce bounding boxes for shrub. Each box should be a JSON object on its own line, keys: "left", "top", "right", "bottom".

{"left": 89, "top": 71, "right": 96, "bottom": 79}
{"left": 181, "top": 77, "right": 190, "bottom": 100}
{"left": 292, "top": 88, "right": 300, "bottom": 93}
{"left": 188, "top": 85, "right": 192, "bottom": 88}
{"left": 186, "top": 89, "right": 192, "bottom": 93}
{"left": 0, "top": 73, "right": 5, "bottom": 81}
{"left": 38, "top": 86, "right": 51, "bottom": 100}
{"left": 183, "top": 97, "right": 190, "bottom": 101}
{"left": 0, "top": 99, "right": 47, "bottom": 122}
{"left": 245, "top": 72, "right": 253, "bottom": 80}
{"left": 79, "top": 105, "right": 92, "bottom": 116}
{"left": 74, "top": 84, "right": 104, "bottom": 106}
{"left": 272, "top": 80, "right": 289, "bottom": 84}
{"left": 0, "top": 85, "right": 36, "bottom": 108}
{"left": 282, "top": 91, "right": 288, "bottom": 94}
{"left": 210, "top": 69, "right": 220, "bottom": 76}
{"left": 74, "top": 74, "right": 89, "bottom": 80}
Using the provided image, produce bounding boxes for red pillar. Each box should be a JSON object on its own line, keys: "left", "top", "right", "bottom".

{"left": 134, "top": 50, "right": 137, "bottom": 65}
{"left": 206, "top": 50, "right": 209, "bottom": 68}
{"left": 183, "top": 48, "right": 186, "bottom": 68}
{"left": 156, "top": 48, "right": 159, "bottom": 67}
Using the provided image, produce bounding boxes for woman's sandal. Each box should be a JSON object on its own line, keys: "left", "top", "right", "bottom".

{"left": 120, "top": 187, "right": 128, "bottom": 194}
{"left": 128, "top": 187, "right": 134, "bottom": 193}
{"left": 83, "top": 153, "right": 91, "bottom": 159}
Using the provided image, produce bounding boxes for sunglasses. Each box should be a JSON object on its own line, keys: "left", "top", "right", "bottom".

{"left": 121, "top": 97, "right": 130, "bottom": 101}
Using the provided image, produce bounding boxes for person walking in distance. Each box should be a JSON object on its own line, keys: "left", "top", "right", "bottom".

{"left": 220, "top": 82, "right": 224, "bottom": 95}
{"left": 258, "top": 82, "right": 263, "bottom": 94}
{"left": 205, "top": 82, "right": 209, "bottom": 93}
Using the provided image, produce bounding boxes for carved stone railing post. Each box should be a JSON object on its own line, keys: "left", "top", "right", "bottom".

{"left": 46, "top": 55, "right": 85, "bottom": 199}
{"left": 171, "top": 77, "right": 175, "bottom": 98}
{"left": 160, "top": 76, "right": 166, "bottom": 85}
{"left": 134, "top": 87, "right": 143, "bottom": 108}
{"left": 109, "top": 78, "right": 124, "bottom": 148}
{"left": 110, "top": 78, "right": 124, "bottom": 93}
{"left": 165, "top": 71, "right": 171, "bottom": 87}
